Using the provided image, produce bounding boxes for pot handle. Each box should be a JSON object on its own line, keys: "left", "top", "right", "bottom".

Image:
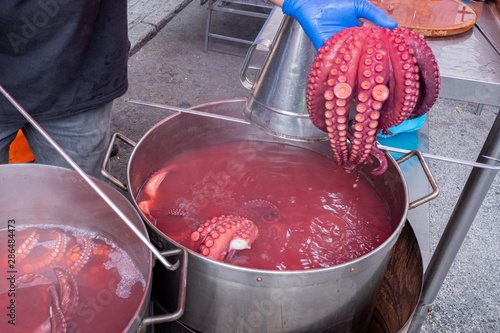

{"left": 239, "top": 39, "right": 273, "bottom": 91}
{"left": 240, "top": 43, "right": 260, "bottom": 90}
{"left": 396, "top": 150, "right": 439, "bottom": 209}
{"left": 138, "top": 248, "right": 188, "bottom": 332}
{"left": 101, "top": 132, "right": 136, "bottom": 191}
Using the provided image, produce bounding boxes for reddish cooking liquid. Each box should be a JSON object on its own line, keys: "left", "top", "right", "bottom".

{"left": 0, "top": 226, "right": 146, "bottom": 333}
{"left": 138, "top": 141, "right": 394, "bottom": 270}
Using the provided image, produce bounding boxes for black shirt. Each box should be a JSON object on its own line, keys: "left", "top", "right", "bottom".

{"left": 0, "top": 0, "right": 129, "bottom": 121}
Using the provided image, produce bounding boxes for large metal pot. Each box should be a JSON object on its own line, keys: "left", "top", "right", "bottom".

{"left": 105, "top": 100, "right": 437, "bottom": 332}
{"left": 0, "top": 164, "right": 185, "bottom": 333}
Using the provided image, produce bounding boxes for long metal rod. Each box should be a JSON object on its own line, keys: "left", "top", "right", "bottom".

{"left": 377, "top": 144, "right": 500, "bottom": 170}
{"left": 126, "top": 99, "right": 252, "bottom": 124}
{"left": 128, "top": 98, "right": 500, "bottom": 170}
{"left": 408, "top": 110, "right": 500, "bottom": 332}
{"left": 0, "top": 85, "right": 178, "bottom": 272}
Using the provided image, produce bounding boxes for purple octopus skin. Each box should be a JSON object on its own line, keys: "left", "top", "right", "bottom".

{"left": 35, "top": 286, "right": 67, "bottom": 333}
{"left": 53, "top": 267, "right": 79, "bottom": 317}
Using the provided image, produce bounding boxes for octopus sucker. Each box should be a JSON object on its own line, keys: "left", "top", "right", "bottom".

{"left": 19, "top": 231, "right": 67, "bottom": 274}
{"left": 378, "top": 29, "right": 418, "bottom": 131}
{"left": 68, "top": 236, "right": 92, "bottom": 275}
{"left": 307, "top": 23, "right": 440, "bottom": 174}
{"left": 324, "top": 29, "right": 366, "bottom": 165}
{"left": 16, "top": 230, "right": 39, "bottom": 262}
{"left": 393, "top": 28, "right": 440, "bottom": 118}
{"left": 307, "top": 30, "right": 356, "bottom": 133}
{"left": 190, "top": 215, "right": 258, "bottom": 262}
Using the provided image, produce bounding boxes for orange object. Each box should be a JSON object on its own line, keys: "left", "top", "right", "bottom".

{"left": 8, "top": 130, "right": 35, "bottom": 163}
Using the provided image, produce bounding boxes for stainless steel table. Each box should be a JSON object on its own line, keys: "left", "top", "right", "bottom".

{"left": 427, "top": 26, "right": 500, "bottom": 108}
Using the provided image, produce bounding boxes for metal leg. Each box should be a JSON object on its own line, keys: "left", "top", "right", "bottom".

{"left": 476, "top": 103, "right": 484, "bottom": 115}
{"left": 204, "top": 0, "right": 214, "bottom": 52}
{"left": 408, "top": 110, "right": 500, "bottom": 332}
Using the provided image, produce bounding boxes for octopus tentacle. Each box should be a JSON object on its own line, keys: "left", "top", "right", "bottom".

{"left": 243, "top": 199, "right": 280, "bottom": 222}
{"left": 394, "top": 28, "right": 440, "bottom": 118}
{"left": 138, "top": 165, "right": 177, "bottom": 215}
{"left": 307, "top": 30, "right": 354, "bottom": 132}
{"left": 18, "top": 273, "right": 66, "bottom": 333}
{"left": 225, "top": 220, "right": 260, "bottom": 262}
{"left": 138, "top": 201, "right": 152, "bottom": 216}
{"left": 93, "top": 243, "right": 112, "bottom": 257}
{"left": 367, "top": 147, "right": 389, "bottom": 175}
{"left": 190, "top": 215, "right": 258, "bottom": 262}
{"left": 307, "top": 24, "right": 439, "bottom": 174}
{"left": 66, "top": 236, "right": 92, "bottom": 275}
{"left": 143, "top": 169, "right": 168, "bottom": 199}
{"left": 378, "top": 29, "right": 420, "bottom": 130}
{"left": 21, "top": 232, "right": 67, "bottom": 274}
{"left": 46, "top": 285, "right": 67, "bottom": 333}
{"left": 323, "top": 29, "right": 366, "bottom": 164}
{"left": 17, "top": 272, "right": 51, "bottom": 286}
{"left": 15, "top": 231, "right": 39, "bottom": 263}
{"left": 53, "top": 267, "right": 79, "bottom": 318}
{"left": 349, "top": 29, "right": 390, "bottom": 166}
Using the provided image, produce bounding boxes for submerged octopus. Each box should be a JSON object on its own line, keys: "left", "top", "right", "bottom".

{"left": 13, "top": 230, "right": 113, "bottom": 332}
{"left": 138, "top": 170, "right": 284, "bottom": 262}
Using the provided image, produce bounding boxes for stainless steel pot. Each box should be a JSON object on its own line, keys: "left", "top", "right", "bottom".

{"left": 0, "top": 164, "right": 185, "bottom": 333}
{"left": 104, "top": 100, "right": 437, "bottom": 333}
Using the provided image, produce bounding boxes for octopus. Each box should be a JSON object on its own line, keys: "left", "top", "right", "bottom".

{"left": 138, "top": 171, "right": 288, "bottom": 262}
{"left": 15, "top": 231, "right": 93, "bottom": 275}
{"left": 17, "top": 267, "right": 78, "bottom": 333}
{"left": 13, "top": 230, "right": 113, "bottom": 332}
{"left": 190, "top": 215, "right": 259, "bottom": 262}
{"left": 306, "top": 23, "right": 440, "bottom": 175}
{"left": 137, "top": 166, "right": 176, "bottom": 217}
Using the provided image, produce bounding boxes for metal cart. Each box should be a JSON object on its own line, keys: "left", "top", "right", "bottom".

{"left": 202, "top": 0, "right": 274, "bottom": 51}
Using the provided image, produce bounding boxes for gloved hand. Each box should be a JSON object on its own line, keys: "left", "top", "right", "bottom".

{"left": 282, "top": 0, "right": 398, "bottom": 50}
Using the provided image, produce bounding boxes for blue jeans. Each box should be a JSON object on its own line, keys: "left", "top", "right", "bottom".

{"left": 0, "top": 102, "right": 112, "bottom": 179}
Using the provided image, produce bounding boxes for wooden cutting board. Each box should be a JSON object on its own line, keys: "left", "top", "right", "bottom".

{"left": 368, "top": 0, "right": 481, "bottom": 36}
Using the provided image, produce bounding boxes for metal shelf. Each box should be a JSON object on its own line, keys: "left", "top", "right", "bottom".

{"left": 202, "top": 0, "right": 274, "bottom": 52}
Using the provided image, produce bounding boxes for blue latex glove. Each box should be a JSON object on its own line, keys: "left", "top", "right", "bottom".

{"left": 282, "top": 0, "right": 398, "bottom": 50}
{"left": 378, "top": 115, "right": 427, "bottom": 138}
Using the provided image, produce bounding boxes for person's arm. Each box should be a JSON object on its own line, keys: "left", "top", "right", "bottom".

{"left": 269, "top": 0, "right": 397, "bottom": 50}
